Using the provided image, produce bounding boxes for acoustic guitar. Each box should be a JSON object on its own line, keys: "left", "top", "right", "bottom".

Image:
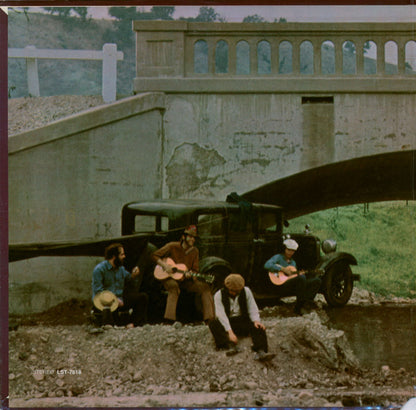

{"left": 154, "top": 257, "right": 215, "bottom": 284}
{"left": 268, "top": 265, "right": 300, "bottom": 286}
{"left": 269, "top": 266, "right": 323, "bottom": 286}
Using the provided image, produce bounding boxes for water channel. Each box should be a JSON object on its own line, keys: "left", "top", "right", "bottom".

{"left": 326, "top": 305, "right": 416, "bottom": 372}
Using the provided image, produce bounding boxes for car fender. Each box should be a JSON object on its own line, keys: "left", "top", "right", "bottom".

{"left": 317, "top": 252, "right": 358, "bottom": 273}
{"left": 199, "top": 256, "right": 232, "bottom": 274}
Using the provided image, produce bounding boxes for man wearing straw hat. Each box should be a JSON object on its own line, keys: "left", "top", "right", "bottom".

{"left": 92, "top": 243, "right": 148, "bottom": 328}
{"left": 208, "top": 273, "right": 275, "bottom": 361}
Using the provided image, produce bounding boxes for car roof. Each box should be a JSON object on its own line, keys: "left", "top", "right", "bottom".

{"left": 124, "top": 199, "right": 282, "bottom": 216}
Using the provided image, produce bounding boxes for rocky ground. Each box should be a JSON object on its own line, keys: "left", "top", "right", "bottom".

{"left": 8, "top": 289, "right": 416, "bottom": 408}
{"left": 7, "top": 96, "right": 416, "bottom": 407}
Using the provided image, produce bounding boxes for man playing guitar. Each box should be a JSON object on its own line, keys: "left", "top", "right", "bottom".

{"left": 264, "top": 238, "right": 321, "bottom": 315}
{"left": 152, "top": 225, "right": 215, "bottom": 324}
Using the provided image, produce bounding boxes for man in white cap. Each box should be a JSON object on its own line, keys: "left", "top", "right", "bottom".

{"left": 264, "top": 238, "right": 321, "bottom": 315}
{"left": 208, "top": 273, "right": 275, "bottom": 361}
{"left": 92, "top": 243, "right": 148, "bottom": 328}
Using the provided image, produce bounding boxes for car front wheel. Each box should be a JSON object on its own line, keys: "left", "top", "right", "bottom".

{"left": 323, "top": 263, "right": 353, "bottom": 307}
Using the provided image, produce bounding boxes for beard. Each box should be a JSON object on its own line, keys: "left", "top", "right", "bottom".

{"left": 114, "top": 255, "right": 124, "bottom": 267}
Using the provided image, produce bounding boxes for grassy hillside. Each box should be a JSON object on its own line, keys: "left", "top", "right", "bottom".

{"left": 8, "top": 12, "right": 136, "bottom": 97}
{"left": 289, "top": 201, "right": 416, "bottom": 298}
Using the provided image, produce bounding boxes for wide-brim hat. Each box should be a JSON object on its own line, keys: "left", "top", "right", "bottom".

{"left": 184, "top": 225, "right": 198, "bottom": 237}
{"left": 93, "top": 290, "right": 118, "bottom": 312}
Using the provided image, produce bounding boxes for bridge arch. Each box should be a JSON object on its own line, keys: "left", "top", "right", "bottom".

{"left": 243, "top": 150, "right": 416, "bottom": 219}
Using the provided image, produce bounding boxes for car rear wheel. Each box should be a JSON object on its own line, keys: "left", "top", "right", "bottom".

{"left": 323, "top": 263, "right": 353, "bottom": 307}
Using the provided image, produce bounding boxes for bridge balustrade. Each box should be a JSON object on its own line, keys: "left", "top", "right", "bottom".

{"left": 134, "top": 21, "right": 416, "bottom": 79}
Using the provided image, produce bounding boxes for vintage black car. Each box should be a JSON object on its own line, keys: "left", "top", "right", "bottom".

{"left": 121, "top": 198, "right": 358, "bottom": 306}
{"left": 10, "top": 197, "right": 359, "bottom": 321}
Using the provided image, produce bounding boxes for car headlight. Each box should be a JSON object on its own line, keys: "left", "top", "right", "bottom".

{"left": 322, "top": 239, "right": 337, "bottom": 254}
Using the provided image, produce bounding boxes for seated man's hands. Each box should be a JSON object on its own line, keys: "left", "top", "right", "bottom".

{"left": 254, "top": 321, "right": 266, "bottom": 330}
{"left": 131, "top": 266, "right": 140, "bottom": 278}
{"left": 228, "top": 329, "right": 238, "bottom": 344}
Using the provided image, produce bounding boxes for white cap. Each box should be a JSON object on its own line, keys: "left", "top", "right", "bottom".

{"left": 283, "top": 238, "right": 299, "bottom": 251}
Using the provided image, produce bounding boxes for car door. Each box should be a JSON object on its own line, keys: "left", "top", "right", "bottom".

{"left": 250, "top": 209, "right": 283, "bottom": 294}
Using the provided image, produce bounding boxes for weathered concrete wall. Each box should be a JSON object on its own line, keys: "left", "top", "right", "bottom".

{"left": 161, "top": 93, "right": 416, "bottom": 200}
{"left": 9, "top": 93, "right": 166, "bottom": 314}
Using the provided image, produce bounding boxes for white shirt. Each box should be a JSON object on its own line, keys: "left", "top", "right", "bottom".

{"left": 214, "top": 286, "right": 260, "bottom": 331}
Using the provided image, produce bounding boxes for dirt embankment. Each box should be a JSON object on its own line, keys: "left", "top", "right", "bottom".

{"left": 8, "top": 95, "right": 105, "bottom": 137}
{"left": 8, "top": 289, "right": 416, "bottom": 408}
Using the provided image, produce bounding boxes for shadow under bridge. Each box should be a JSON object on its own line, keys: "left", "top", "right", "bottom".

{"left": 242, "top": 149, "right": 416, "bottom": 219}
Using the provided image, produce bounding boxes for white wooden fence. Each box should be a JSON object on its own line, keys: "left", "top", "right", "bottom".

{"left": 8, "top": 43, "right": 124, "bottom": 103}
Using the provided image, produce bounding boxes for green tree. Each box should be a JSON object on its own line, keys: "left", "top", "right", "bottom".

{"left": 42, "top": 7, "right": 89, "bottom": 21}
{"left": 150, "top": 6, "right": 175, "bottom": 20}
{"left": 104, "top": 6, "right": 175, "bottom": 49}
{"left": 243, "top": 14, "right": 266, "bottom": 23}
{"left": 181, "top": 7, "right": 225, "bottom": 22}
{"left": 343, "top": 40, "right": 371, "bottom": 55}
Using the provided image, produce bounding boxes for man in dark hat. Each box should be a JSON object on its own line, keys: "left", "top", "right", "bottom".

{"left": 208, "top": 273, "right": 275, "bottom": 361}
{"left": 152, "top": 225, "right": 214, "bottom": 324}
{"left": 92, "top": 243, "right": 148, "bottom": 328}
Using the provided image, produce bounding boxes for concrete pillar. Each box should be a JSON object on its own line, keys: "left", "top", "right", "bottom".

{"left": 377, "top": 40, "right": 385, "bottom": 75}
{"left": 398, "top": 41, "right": 406, "bottom": 74}
{"left": 102, "top": 43, "right": 117, "bottom": 103}
{"left": 335, "top": 40, "right": 343, "bottom": 75}
{"left": 313, "top": 41, "right": 320, "bottom": 75}
{"left": 292, "top": 40, "right": 300, "bottom": 74}
{"left": 25, "top": 46, "right": 40, "bottom": 97}
{"left": 356, "top": 41, "right": 364, "bottom": 75}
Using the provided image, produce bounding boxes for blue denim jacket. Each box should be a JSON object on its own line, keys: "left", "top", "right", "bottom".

{"left": 264, "top": 253, "right": 297, "bottom": 273}
{"left": 91, "top": 260, "right": 130, "bottom": 301}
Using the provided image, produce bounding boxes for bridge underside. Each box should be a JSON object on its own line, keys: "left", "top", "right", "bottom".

{"left": 243, "top": 150, "right": 416, "bottom": 220}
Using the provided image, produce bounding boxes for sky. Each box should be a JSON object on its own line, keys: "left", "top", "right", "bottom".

{"left": 88, "top": 5, "right": 416, "bottom": 23}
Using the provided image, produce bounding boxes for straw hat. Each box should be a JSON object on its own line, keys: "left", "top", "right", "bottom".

{"left": 93, "top": 290, "right": 118, "bottom": 312}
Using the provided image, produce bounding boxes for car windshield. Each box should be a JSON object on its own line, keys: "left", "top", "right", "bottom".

{"left": 197, "top": 213, "right": 224, "bottom": 236}
{"left": 257, "top": 211, "right": 280, "bottom": 233}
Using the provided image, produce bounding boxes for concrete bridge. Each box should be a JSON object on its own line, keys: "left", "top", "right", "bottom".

{"left": 8, "top": 21, "right": 416, "bottom": 313}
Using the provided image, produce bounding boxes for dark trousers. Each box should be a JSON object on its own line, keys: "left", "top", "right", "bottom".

{"left": 96, "top": 292, "right": 149, "bottom": 326}
{"left": 276, "top": 275, "right": 321, "bottom": 309}
{"left": 122, "top": 291, "right": 149, "bottom": 326}
{"left": 208, "top": 316, "right": 269, "bottom": 352}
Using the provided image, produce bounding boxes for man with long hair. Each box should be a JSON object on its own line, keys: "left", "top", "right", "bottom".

{"left": 152, "top": 225, "right": 214, "bottom": 324}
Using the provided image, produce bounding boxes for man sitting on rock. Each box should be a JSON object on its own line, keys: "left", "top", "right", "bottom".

{"left": 92, "top": 243, "right": 148, "bottom": 328}
{"left": 264, "top": 238, "right": 322, "bottom": 316}
{"left": 208, "top": 273, "right": 275, "bottom": 361}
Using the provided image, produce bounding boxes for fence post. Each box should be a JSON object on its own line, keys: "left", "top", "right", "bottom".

{"left": 102, "top": 43, "right": 117, "bottom": 103}
{"left": 25, "top": 45, "right": 40, "bottom": 97}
